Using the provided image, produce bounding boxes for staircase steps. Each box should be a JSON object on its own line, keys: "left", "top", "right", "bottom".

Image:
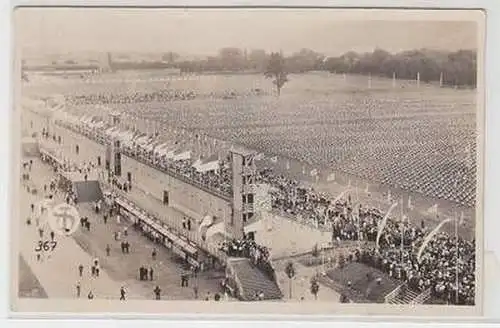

{"left": 229, "top": 258, "right": 283, "bottom": 301}
{"left": 388, "top": 285, "right": 421, "bottom": 304}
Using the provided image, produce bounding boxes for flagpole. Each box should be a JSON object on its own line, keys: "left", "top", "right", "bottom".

{"left": 455, "top": 211, "right": 459, "bottom": 305}
{"left": 356, "top": 186, "right": 360, "bottom": 250}
{"left": 400, "top": 197, "right": 404, "bottom": 264}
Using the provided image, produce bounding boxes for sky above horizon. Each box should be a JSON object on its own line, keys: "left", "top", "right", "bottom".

{"left": 14, "top": 8, "right": 481, "bottom": 58}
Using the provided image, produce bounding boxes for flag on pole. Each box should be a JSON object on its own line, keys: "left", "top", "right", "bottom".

{"left": 417, "top": 218, "right": 454, "bottom": 263}
{"left": 376, "top": 202, "right": 399, "bottom": 252}
{"left": 427, "top": 204, "right": 439, "bottom": 216}
{"left": 333, "top": 189, "right": 348, "bottom": 204}
{"left": 408, "top": 195, "right": 414, "bottom": 210}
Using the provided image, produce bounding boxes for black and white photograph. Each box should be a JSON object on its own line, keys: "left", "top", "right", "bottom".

{"left": 11, "top": 7, "right": 485, "bottom": 315}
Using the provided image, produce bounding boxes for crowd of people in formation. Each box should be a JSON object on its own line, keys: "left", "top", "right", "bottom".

{"left": 43, "top": 104, "right": 476, "bottom": 304}
{"left": 65, "top": 90, "right": 196, "bottom": 106}
{"left": 34, "top": 71, "right": 477, "bottom": 208}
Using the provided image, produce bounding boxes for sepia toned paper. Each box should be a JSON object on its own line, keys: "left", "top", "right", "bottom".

{"left": 10, "top": 7, "right": 486, "bottom": 317}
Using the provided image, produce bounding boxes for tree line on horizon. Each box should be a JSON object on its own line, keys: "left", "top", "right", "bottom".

{"left": 166, "top": 47, "right": 477, "bottom": 88}
{"left": 27, "top": 47, "right": 477, "bottom": 89}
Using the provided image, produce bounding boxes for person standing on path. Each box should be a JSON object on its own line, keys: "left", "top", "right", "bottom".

{"left": 78, "top": 264, "right": 84, "bottom": 277}
{"left": 154, "top": 286, "right": 161, "bottom": 300}
{"left": 76, "top": 282, "right": 81, "bottom": 298}
{"left": 106, "top": 244, "right": 111, "bottom": 256}
{"left": 120, "top": 286, "right": 126, "bottom": 301}
{"left": 149, "top": 267, "right": 154, "bottom": 281}
{"left": 87, "top": 291, "right": 94, "bottom": 300}
{"left": 193, "top": 285, "right": 199, "bottom": 299}
{"left": 152, "top": 248, "right": 157, "bottom": 261}
{"left": 50, "top": 231, "right": 55, "bottom": 241}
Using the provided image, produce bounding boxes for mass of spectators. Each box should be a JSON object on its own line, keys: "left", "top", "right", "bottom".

{"left": 219, "top": 238, "right": 276, "bottom": 282}
{"left": 352, "top": 230, "right": 475, "bottom": 306}
{"left": 47, "top": 105, "right": 475, "bottom": 305}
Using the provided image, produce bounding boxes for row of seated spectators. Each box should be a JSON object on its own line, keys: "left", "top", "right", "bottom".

{"left": 59, "top": 119, "right": 234, "bottom": 197}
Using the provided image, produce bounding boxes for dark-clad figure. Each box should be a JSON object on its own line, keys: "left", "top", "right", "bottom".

{"left": 120, "top": 286, "right": 126, "bottom": 301}
{"left": 154, "top": 286, "right": 161, "bottom": 300}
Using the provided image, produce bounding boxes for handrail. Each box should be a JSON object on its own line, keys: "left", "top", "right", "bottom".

{"left": 411, "top": 287, "right": 432, "bottom": 305}
{"left": 384, "top": 282, "right": 406, "bottom": 303}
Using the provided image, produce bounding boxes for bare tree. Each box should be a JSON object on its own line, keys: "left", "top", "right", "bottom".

{"left": 162, "top": 52, "right": 180, "bottom": 64}
{"left": 265, "top": 52, "right": 289, "bottom": 96}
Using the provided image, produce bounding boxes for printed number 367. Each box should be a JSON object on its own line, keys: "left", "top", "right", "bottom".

{"left": 35, "top": 241, "right": 57, "bottom": 252}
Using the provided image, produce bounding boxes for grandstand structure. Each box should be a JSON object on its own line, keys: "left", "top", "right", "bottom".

{"left": 26, "top": 105, "right": 284, "bottom": 301}
{"left": 20, "top": 62, "right": 478, "bottom": 306}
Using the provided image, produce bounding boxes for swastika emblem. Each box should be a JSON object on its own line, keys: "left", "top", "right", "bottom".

{"left": 47, "top": 203, "right": 80, "bottom": 236}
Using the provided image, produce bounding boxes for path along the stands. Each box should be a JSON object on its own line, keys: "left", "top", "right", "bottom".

{"left": 19, "top": 155, "right": 223, "bottom": 301}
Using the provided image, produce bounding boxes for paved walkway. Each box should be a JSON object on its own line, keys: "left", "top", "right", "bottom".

{"left": 273, "top": 259, "right": 341, "bottom": 302}
{"left": 19, "top": 162, "right": 136, "bottom": 300}
{"left": 41, "top": 134, "right": 207, "bottom": 246}
{"left": 20, "top": 150, "right": 224, "bottom": 301}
